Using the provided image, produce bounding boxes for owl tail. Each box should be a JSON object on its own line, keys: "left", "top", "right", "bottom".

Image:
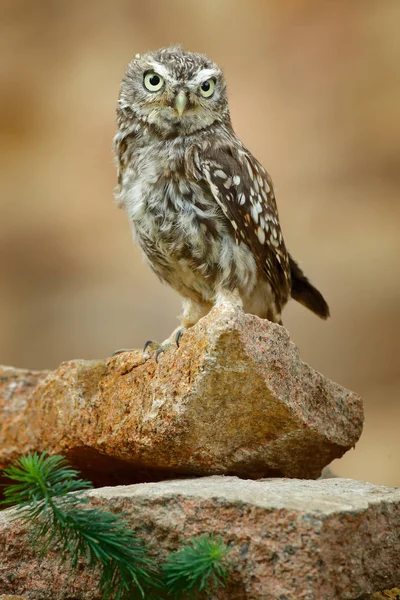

{"left": 289, "top": 255, "right": 330, "bottom": 319}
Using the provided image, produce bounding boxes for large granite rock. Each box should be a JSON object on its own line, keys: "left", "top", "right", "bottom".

{"left": 0, "top": 477, "right": 399, "bottom": 599}
{"left": 0, "top": 305, "right": 363, "bottom": 484}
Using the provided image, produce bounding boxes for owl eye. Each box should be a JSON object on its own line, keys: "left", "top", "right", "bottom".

{"left": 144, "top": 72, "right": 164, "bottom": 92}
{"left": 199, "top": 78, "right": 215, "bottom": 98}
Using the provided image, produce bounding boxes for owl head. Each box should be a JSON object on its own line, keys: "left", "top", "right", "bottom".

{"left": 117, "top": 45, "right": 230, "bottom": 138}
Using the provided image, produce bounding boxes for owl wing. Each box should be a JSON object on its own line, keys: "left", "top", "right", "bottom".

{"left": 113, "top": 128, "right": 137, "bottom": 208}
{"left": 198, "top": 144, "right": 291, "bottom": 302}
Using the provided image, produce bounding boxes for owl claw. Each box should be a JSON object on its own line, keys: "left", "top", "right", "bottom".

{"left": 143, "top": 340, "right": 160, "bottom": 352}
{"left": 175, "top": 328, "right": 186, "bottom": 347}
{"left": 113, "top": 327, "right": 186, "bottom": 361}
{"left": 112, "top": 348, "right": 134, "bottom": 356}
{"left": 155, "top": 344, "right": 169, "bottom": 363}
{"left": 140, "top": 327, "right": 187, "bottom": 362}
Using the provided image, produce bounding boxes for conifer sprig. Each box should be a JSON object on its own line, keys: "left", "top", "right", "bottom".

{"left": 1, "top": 452, "right": 162, "bottom": 599}
{"left": 2, "top": 452, "right": 91, "bottom": 506}
{"left": 162, "top": 534, "right": 231, "bottom": 598}
{"left": 2, "top": 453, "right": 231, "bottom": 599}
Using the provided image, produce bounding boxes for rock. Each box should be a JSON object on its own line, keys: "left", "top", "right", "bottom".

{"left": 0, "top": 366, "right": 49, "bottom": 469}
{"left": 0, "top": 476, "right": 399, "bottom": 599}
{"left": 0, "top": 305, "right": 363, "bottom": 484}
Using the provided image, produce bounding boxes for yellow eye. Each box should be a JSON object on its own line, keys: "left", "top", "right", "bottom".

{"left": 144, "top": 72, "right": 164, "bottom": 92}
{"left": 199, "top": 78, "right": 215, "bottom": 98}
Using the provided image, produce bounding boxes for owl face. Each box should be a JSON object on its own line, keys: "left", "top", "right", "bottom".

{"left": 118, "top": 45, "right": 230, "bottom": 137}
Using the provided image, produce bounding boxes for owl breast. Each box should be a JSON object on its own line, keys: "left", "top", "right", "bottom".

{"left": 118, "top": 141, "right": 265, "bottom": 307}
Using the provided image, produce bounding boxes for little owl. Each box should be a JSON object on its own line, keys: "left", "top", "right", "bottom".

{"left": 113, "top": 45, "right": 329, "bottom": 359}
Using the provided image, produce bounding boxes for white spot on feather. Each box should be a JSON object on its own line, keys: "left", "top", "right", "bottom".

{"left": 260, "top": 215, "right": 267, "bottom": 230}
{"left": 257, "top": 226, "right": 266, "bottom": 244}
{"left": 251, "top": 205, "right": 259, "bottom": 223}
{"left": 223, "top": 177, "right": 232, "bottom": 189}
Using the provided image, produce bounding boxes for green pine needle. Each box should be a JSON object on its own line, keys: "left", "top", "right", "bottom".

{"left": 2, "top": 453, "right": 232, "bottom": 599}
{"left": 1, "top": 452, "right": 162, "bottom": 599}
{"left": 162, "top": 534, "right": 231, "bottom": 598}
{"left": 2, "top": 452, "right": 92, "bottom": 506}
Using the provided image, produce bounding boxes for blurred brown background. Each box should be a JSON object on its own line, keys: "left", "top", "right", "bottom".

{"left": 1, "top": 0, "right": 399, "bottom": 486}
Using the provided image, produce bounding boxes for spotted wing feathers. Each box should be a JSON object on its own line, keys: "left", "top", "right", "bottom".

{"left": 200, "top": 146, "right": 291, "bottom": 303}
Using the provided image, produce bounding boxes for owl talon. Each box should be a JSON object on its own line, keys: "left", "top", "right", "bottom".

{"left": 112, "top": 348, "right": 134, "bottom": 356}
{"left": 155, "top": 344, "right": 170, "bottom": 363}
{"left": 175, "top": 328, "right": 186, "bottom": 347}
{"left": 143, "top": 340, "right": 160, "bottom": 352}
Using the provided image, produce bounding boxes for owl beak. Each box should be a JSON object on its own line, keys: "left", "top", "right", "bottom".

{"left": 175, "top": 91, "right": 187, "bottom": 117}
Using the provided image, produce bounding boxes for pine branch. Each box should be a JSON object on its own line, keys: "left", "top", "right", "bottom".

{"left": 2, "top": 453, "right": 232, "bottom": 599}
{"left": 2, "top": 452, "right": 91, "bottom": 506}
{"left": 2, "top": 452, "right": 163, "bottom": 599}
{"left": 162, "top": 534, "right": 231, "bottom": 598}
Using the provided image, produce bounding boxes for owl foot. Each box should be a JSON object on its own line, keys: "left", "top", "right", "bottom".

{"left": 151, "top": 327, "right": 186, "bottom": 363}
{"left": 142, "top": 339, "right": 164, "bottom": 362}
{"left": 112, "top": 328, "right": 186, "bottom": 362}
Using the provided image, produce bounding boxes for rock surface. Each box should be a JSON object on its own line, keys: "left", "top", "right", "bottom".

{"left": 0, "top": 305, "right": 363, "bottom": 484}
{"left": 0, "top": 476, "right": 399, "bottom": 599}
{"left": 0, "top": 366, "right": 49, "bottom": 471}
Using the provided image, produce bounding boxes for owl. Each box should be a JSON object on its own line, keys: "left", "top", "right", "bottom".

{"left": 113, "top": 45, "right": 329, "bottom": 359}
